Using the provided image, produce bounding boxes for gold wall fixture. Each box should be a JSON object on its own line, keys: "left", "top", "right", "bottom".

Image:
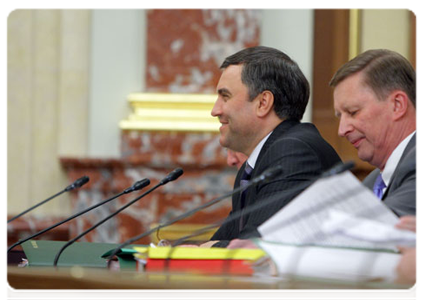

{"left": 349, "top": 9, "right": 361, "bottom": 60}
{"left": 119, "top": 93, "right": 220, "bottom": 132}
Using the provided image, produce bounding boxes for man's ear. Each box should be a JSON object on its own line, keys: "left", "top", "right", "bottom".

{"left": 256, "top": 91, "right": 274, "bottom": 117}
{"left": 390, "top": 91, "right": 409, "bottom": 121}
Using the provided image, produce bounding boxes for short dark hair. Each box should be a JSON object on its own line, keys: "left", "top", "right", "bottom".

{"left": 329, "top": 49, "right": 415, "bottom": 107}
{"left": 221, "top": 46, "right": 310, "bottom": 121}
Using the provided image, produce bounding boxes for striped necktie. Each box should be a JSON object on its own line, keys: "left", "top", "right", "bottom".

{"left": 239, "top": 163, "right": 253, "bottom": 230}
{"left": 240, "top": 163, "right": 253, "bottom": 190}
{"left": 373, "top": 173, "right": 386, "bottom": 199}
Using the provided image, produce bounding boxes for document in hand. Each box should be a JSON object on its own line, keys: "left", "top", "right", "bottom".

{"left": 256, "top": 171, "right": 410, "bottom": 282}
{"left": 258, "top": 171, "right": 403, "bottom": 251}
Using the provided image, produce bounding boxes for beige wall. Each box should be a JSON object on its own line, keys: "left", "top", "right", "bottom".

{"left": 361, "top": 9, "right": 411, "bottom": 59}
{"left": 7, "top": 10, "right": 90, "bottom": 216}
{"left": 88, "top": 10, "right": 146, "bottom": 158}
{"left": 261, "top": 9, "right": 314, "bottom": 123}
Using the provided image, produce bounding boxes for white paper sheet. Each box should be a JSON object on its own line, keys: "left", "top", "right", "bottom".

{"left": 322, "top": 210, "right": 416, "bottom": 248}
{"left": 257, "top": 240, "right": 401, "bottom": 282}
{"left": 258, "top": 171, "right": 400, "bottom": 250}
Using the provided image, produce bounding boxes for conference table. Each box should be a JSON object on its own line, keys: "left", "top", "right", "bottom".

{"left": 8, "top": 265, "right": 416, "bottom": 300}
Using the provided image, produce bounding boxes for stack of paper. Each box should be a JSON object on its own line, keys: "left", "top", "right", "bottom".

{"left": 256, "top": 240, "right": 401, "bottom": 282}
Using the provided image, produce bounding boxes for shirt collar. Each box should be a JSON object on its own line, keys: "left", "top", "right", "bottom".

{"left": 247, "top": 131, "right": 273, "bottom": 169}
{"left": 381, "top": 131, "right": 415, "bottom": 186}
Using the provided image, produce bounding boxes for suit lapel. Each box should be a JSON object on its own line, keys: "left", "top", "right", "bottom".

{"left": 382, "top": 134, "right": 416, "bottom": 200}
{"left": 235, "top": 120, "right": 299, "bottom": 230}
{"left": 252, "top": 119, "right": 299, "bottom": 179}
{"left": 233, "top": 162, "right": 247, "bottom": 211}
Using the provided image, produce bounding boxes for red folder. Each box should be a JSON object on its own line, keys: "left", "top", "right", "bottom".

{"left": 145, "top": 258, "right": 254, "bottom": 275}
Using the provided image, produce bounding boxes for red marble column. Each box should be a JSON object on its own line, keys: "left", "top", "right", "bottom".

{"left": 146, "top": 9, "right": 261, "bottom": 93}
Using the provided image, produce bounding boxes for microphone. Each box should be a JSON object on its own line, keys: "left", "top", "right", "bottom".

{"left": 7, "top": 179, "right": 149, "bottom": 253}
{"left": 53, "top": 168, "right": 183, "bottom": 266}
{"left": 171, "top": 161, "right": 356, "bottom": 246}
{"left": 64, "top": 176, "right": 90, "bottom": 192}
{"left": 160, "top": 168, "right": 184, "bottom": 185}
{"left": 105, "top": 164, "right": 284, "bottom": 264}
{"left": 123, "top": 179, "right": 150, "bottom": 194}
{"left": 7, "top": 176, "right": 90, "bottom": 224}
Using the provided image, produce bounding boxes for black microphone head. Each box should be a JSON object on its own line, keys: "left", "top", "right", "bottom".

{"left": 160, "top": 168, "right": 184, "bottom": 185}
{"left": 65, "top": 176, "right": 90, "bottom": 191}
{"left": 133, "top": 178, "right": 151, "bottom": 191}
{"left": 124, "top": 178, "right": 151, "bottom": 193}
{"left": 74, "top": 176, "right": 90, "bottom": 188}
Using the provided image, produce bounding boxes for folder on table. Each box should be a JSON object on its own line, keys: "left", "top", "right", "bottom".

{"left": 21, "top": 240, "right": 142, "bottom": 269}
{"left": 134, "top": 246, "right": 266, "bottom": 275}
{"left": 101, "top": 247, "right": 143, "bottom": 270}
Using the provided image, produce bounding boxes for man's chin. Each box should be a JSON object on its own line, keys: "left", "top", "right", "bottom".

{"left": 219, "top": 137, "right": 229, "bottom": 148}
{"left": 357, "top": 151, "right": 374, "bottom": 166}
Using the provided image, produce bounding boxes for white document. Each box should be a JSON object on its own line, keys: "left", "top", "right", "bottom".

{"left": 258, "top": 171, "right": 401, "bottom": 250}
{"left": 322, "top": 210, "right": 416, "bottom": 248}
{"left": 257, "top": 240, "right": 401, "bottom": 282}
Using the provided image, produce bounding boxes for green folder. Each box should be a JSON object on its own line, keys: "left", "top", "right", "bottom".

{"left": 21, "top": 240, "right": 144, "bottom": 269}
{"left": 101, "top": 247, "right": 140, "bottom": 270}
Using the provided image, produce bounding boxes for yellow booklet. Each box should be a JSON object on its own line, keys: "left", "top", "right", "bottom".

{"left": 134, "top": 246, "right": 266, "bottom": 260}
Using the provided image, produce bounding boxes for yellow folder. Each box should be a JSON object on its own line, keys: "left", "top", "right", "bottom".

{"left": 134, "top": 246, "right": 266, "bottom": 260}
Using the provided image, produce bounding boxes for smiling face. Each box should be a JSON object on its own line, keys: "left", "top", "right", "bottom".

{"left": 211, "top": 65, "right": 259, "bottom": 155}
{"left": 334, "top": 72, "right": 394, "bottom": 169}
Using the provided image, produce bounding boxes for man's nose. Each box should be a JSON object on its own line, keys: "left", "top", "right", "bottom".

{"left": 226, "top": 156, "right": 237, "bottom": 167}
{"left": 338, "top": 116, "right": 353, "bottom": 137}
{"left": 211, "top": 98, "right": 222, "bottom": 117}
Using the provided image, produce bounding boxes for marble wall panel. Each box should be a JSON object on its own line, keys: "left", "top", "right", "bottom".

{"left": 61, "top": 150, "right": 236, "bottom": 245}
{"left": 121, "top": 130, "right": 228, "bottom": 167}
{"left": 146, "top": 9, "right": 261, "bottom": 93}
{"left": 7, "top": 215, "right": 70, "bottom": 247}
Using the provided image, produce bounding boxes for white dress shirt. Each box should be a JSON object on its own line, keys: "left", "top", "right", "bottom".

{"left": 246, "top": 131, "right": 273, "bottom": 169}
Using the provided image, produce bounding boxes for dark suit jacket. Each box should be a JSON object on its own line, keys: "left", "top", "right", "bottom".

{"left": 362, "top": 134, "right": 416, "bottom": 217}
{"left": 211, "top": 120, "right": 342, "bottom": 247}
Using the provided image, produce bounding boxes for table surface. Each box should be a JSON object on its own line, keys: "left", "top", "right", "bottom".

{"left": 7, "top": 266, "right": 411, "bottom": 290}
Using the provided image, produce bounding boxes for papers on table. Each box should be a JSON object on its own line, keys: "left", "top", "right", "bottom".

{"left": 257, "top": 240, "right": 401, "bottom": 282}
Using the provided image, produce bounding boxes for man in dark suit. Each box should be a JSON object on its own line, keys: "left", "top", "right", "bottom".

{"left": 203, "top": 46, "right": 341, "bottom": 248}
{"left": 330, "top": 49, "right": 416, "bottom": 217}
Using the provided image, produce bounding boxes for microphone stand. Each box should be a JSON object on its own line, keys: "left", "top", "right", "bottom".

{"left": 7, "top": 179, "right": 149, "bottom": 253}
{"left": 105, "top": 165, "right": 284, "bottom": 265}
{"left": 7, "top": 176, "right": 89, "bottom": 223}
{"left": 171, "top": 161, "right": 356, "bottom": 247}
{"left": 53, "top": 168, "right": 184, "bottom": 266}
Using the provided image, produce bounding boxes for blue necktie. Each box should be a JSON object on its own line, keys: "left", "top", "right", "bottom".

{"left": 239, "top": 163, "right": 253, "bottom": 230}
{"left": 240, "top": 163, "right": 253, "bottom": 191}
{"left": 373, "top": 173, "right": 386, "bottom": 199}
